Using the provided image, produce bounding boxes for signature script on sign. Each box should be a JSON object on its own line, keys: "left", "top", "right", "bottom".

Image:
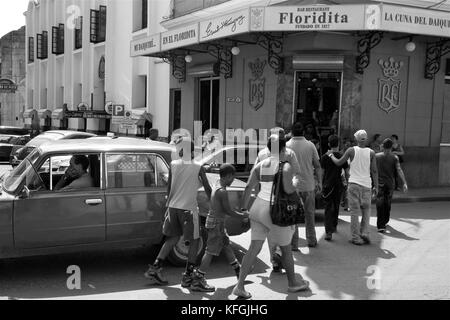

{"left": 203, "top": 15, "right": 245, "bottom": 39}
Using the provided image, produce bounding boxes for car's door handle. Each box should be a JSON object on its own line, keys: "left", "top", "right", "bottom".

{"left": 85, "top": 199, "right": 103, "bottom": 206}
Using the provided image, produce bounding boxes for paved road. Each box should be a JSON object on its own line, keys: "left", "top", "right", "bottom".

{"left": 0, "top": 201, "right": 448, "bottom": 300}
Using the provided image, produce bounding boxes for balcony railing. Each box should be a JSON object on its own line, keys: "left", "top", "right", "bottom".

{"left": 172, "top": 0, "right": 230, "bottom": 19}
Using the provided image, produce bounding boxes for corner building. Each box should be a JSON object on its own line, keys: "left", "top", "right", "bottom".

{"left": 131, "top": 0, "right": 450, "bottom": 188}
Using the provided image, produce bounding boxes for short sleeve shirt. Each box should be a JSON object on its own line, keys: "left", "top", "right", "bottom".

{"left": 287, "top": 137, "right": 319, "bottom": 192}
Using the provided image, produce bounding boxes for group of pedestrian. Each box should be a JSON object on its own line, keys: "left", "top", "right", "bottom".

{"left": 143, "top": 123, "right": 408, "bottom": 299}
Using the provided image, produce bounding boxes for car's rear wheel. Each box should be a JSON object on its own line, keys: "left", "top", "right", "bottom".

{"left": 167, "top": 227, "right": 207, "bottom": 267}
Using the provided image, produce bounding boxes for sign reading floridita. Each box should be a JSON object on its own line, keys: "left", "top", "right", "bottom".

{"left": 250, "top": 5, "right": 366, "bottom": 31}
{"left": 161, "top": 24, "right": 199, "bottom": 51}
{"left": 200, "top": 8, "right": 250, "bottom": 41}
{"left": 379, "top": 5, "right": 450, "bottom": 38}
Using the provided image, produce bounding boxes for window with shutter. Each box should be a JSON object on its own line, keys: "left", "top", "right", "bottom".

{"left": 142, "top": 0, "right": 148, "bottom": 29}
{"left": 58, "top": 23, "right": 65, "bottom": 54}
{"left": 98, "top": 5, "right": 107, "bottom": 42}
{"left": 75, "top": 17, "right": 82, "bottom": 49}
{"left": 90, "top": 9, "right": 99, "bottom": 43}
{"left": 42, "top": 31, "right": 48, "bottom": 59}
{"left": 90, "top": 6, "right": 107, "bottom": 44}
{"left": 52, "top": 27, "right": 59, "bottom": 54}
{"left": 28, "top": 37, "right": 34, "bottom": 62}
{"left": 37, "top": 33, "right": 43, "bottom": 59}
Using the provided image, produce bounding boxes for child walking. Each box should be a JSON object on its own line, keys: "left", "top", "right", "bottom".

{"left": 191, "top": 164, "right": 249, "bottom": 292}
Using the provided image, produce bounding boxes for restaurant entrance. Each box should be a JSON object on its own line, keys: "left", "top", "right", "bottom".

{"left": 294, "top": 71, "right": 342, "bottom": 156}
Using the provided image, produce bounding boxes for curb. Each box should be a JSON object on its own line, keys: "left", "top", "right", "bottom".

{"left": 392, "top": 196, "right": 450, "bottom": 204}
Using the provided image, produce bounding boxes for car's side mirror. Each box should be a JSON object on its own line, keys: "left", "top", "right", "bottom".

{"left": 19, "top": 186, "right": 30, "bottom": 199}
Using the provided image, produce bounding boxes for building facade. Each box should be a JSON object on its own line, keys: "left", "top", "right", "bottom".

{"left": 0, "top": 26, "right": 26, "bottom": 128}
{"left": 131, "top": 0, "right": 450, "bottom": 188}
{"left": 25, "top": 0, "right": 170, "bottom": 137}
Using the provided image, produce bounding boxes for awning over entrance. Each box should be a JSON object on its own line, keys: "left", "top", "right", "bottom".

{"left": 132, "top": 109, "right": 153, "bottom": 127}
{"left": 38, "top": 109, "right": 52, "bottom": 119}
{"left": 131, "top": 3, "right": 450, "bottom": 80}
{"left": 23, "top": 109, "right": 38, "bottom": 119}
{"left": 131, "top": 3, "right": 450, "bottom": 58}
{"left": 51, "top": 109, "right": 66, "bottom": 120}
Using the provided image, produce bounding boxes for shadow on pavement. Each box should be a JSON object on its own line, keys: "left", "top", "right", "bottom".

{"left": 382, "top": 225, "right": 420, "bottom": 241}
{"left": 296, "top": 219, "right": 396, "bottom": 300}
{"left": 256, "top": 274, "right": 314, "bottom": 300}
{"left": 0, "top": 242, "right": 267, "bottom": 300}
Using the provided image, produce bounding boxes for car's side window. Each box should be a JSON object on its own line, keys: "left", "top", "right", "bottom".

{"left": 35, "top": 154, "right": 101, "bottom": 191}
{"left": 106, "top": 153, "right": 169, "bottom": 189}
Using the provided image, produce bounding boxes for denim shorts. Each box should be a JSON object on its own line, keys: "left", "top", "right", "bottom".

{"left": 205, "top": 220, "right": 230, "bottom": 256}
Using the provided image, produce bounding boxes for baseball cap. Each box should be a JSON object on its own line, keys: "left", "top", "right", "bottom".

{"left": 354, "top": 130, "right": 368, "bottom": 141}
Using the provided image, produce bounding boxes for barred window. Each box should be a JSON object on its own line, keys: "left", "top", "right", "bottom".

{"left": 37, "top": 31, "right": 48, "bottom": 60}
{"left": 28, "top": 37, "right": 34, "bottom": 62}
{"left": 90, "top": 5, "right": 106, "bottom": 43}
{"left": 52, "top": 24, "right": 64, "bottom": 55}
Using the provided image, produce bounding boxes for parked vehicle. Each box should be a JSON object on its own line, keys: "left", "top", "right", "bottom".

{"left": 196, "top": 144, "right": 265, "bottom": 182}
{"left": 0, "top": 135, "right": 30, "bottom": 162}
{"left": 0, "top": 137, "right": 250, "bottom": 266}
{"left": 9, "top": 130, "right": 97, "bottom": 167}
{"left": 0, "top": 126, "right": 30, "bottom": 136}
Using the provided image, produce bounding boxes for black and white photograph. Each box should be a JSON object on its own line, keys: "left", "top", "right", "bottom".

{"left": 0, "top": 0, "right": 449, "bottom": 308}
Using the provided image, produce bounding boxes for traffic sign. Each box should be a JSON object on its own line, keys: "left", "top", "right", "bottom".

{"left": 113, "top": 104, "right": 125, "bottom": 117}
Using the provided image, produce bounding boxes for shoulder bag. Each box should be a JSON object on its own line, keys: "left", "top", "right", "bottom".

{"left": 270, "top": 161, "right": 305, "bottom": 227}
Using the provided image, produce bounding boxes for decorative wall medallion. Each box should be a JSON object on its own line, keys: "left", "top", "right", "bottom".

{"left": 377, "top": 57, "right": 403, "bottom": 114}
{"left": 249, "top": 58, "right": 267, "bottom": 111}
{"left": 250, "top": 8, "right": 264, "bottom": 31}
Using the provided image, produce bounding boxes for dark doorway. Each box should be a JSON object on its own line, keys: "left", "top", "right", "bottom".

{"left": 199, "top": 78, "right": 220, "bottom": 134}
{"left": 295, "top": 71, "right": 342, "bottom": 156}
{"left": 170, "top": 89, "right": 181, "bottom": 134}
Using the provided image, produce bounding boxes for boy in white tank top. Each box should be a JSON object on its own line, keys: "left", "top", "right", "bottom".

{"left": 327, "top": 130, "right": 379, "bottom": 245}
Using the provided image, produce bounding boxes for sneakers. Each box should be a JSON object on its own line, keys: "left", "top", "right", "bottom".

{"left": 190, "top": 272, "right": 215, "bottom": 292}
{"left": 378, "top": 228, "right": 386, "bottom": 233}
{"left": 350, "top": 238, "right": 365, "bottom": 246}
{"left": 307, "top": 242, "right": 317, "bottom": 248}
{"left": 144, "top": 265, "right": 169, "bottom": 286}
{"left": 360, "top": 235, "right": 371, "bottom": 244}
{"left": 272, "top": 253, "right": 283, "bottom": 272}
{"left": 325, "top": 233, "right": 332, "bottom": 241}
{"left": 181, "top": 272, "right": 193, "bottom": 288}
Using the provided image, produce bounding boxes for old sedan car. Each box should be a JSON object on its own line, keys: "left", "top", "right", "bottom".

{"left": 0, "top": 137, "right": 250, "bottom": 266}
{"left": 9, "top": 130, "right": 97, "bottom": 167}
{"left": 196, "top": 144, "right": 265, "bottom": 182}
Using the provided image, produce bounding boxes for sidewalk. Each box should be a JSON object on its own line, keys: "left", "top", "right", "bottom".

{"left": 392, "top": 187, "right": 450, "bottom": 203}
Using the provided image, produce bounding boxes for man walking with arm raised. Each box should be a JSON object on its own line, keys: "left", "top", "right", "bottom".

{"left": 328, "top": 130, "right": 378, "bottom": 245}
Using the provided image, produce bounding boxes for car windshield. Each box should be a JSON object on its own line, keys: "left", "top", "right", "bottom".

{"left": 3, "top": 149, "right": 41, "bottom": 194}
{"left": 27, "top": 132, "right": 64, "bottom": 146}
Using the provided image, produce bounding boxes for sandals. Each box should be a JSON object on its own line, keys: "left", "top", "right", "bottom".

{"left": 232, "top": 286, "right": 252, "bottom": 299}
{"left": 288, "top": 280, "right": 310, "bottom": 293}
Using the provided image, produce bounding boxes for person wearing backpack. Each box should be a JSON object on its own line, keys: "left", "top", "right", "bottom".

{"left": 233, "top": 135, "right": 310, "bottom": 299}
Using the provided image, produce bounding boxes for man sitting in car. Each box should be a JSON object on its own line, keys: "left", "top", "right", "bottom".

{"left": 54, "top": 155, "right": 94, "bottom": 191}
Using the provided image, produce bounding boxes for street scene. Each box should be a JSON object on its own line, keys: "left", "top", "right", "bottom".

{"left": 0, "top": 0, "right": 449, "bottom": 303}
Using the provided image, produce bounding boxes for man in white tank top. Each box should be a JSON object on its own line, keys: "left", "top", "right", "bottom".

{"left": 328, "top": 130, "right": 379, "bottom": 245}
